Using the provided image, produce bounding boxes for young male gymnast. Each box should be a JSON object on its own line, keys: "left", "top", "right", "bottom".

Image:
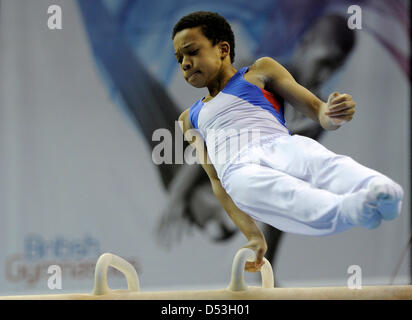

{"left": 172, "top": 11, "right": 404, "bottom": 272}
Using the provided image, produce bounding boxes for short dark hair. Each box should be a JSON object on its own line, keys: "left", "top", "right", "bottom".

{"left": 172, "top": 11, "right": 235, "bottom": 63}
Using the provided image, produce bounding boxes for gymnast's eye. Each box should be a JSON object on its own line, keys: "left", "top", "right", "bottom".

{"left": 177, "top": 49, "right": 198, "bottom": 64}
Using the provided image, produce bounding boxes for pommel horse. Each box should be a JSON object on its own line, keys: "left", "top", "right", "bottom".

{"left": 1, "top": 249, "right": 412, "bottom": 300}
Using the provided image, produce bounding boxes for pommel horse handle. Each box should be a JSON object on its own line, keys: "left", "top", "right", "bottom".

{"left": 93, "top": 253, "right": 140, "bottom": 295}
{"left": 228, "top": 248, "right": 274, "bottom": 291}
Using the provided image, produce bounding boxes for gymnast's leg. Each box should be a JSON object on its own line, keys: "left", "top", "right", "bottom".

{"left": 221, "top": 163, "right": 353, "bottom": 236}
{"left": 221, "top": 134, "right": 403, "bottom": 234}
{"left": 297, "top": 135, "right": 403, "bottom": 221}
{"left": 254, "top": 134, "right": 403, "bottom": 225}
{"left": 275, "top": 135, "right": 399, "bottom": 192}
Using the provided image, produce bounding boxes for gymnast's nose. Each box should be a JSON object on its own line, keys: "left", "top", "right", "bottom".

{"left": 182, "top": 57, "right": 192, "bottom": 71}
{"left": 183, "top": 63, "right": 191, "bottom": 71}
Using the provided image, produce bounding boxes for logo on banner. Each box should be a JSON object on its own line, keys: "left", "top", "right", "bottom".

{"left": 4, "top": 234, "right": 141, "bottom": 289}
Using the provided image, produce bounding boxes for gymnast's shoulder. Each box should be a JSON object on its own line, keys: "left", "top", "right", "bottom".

{"left": 248, "top": 56, "right": 292, "bottom": 85}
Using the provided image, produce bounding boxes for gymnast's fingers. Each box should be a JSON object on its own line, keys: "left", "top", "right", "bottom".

{"left": 330, "top": 93, "right": 353, "bottom": 105}
{"left": 245, "top": 259, "right": 265, "bottom": 273}
{"left": 326, "top": 109, "right": 355, "bottom": 118}
{"left": 327, "top": 100, "right": 355, "bottom": 113}
{"left": 326, "top": 105, "right": 355, "bottom": 120}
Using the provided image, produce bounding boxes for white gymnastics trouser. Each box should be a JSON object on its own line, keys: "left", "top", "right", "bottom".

{"left": 220, "top": 134, "right": 398, "bottom": 236}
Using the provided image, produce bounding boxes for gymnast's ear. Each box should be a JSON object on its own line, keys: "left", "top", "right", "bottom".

{"left": 218, "top": 41, "right": 231, "bottom": 60}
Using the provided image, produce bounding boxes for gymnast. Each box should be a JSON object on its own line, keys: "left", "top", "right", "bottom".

{"left": 172, "top": 11, "right": 404, "bottom": 272}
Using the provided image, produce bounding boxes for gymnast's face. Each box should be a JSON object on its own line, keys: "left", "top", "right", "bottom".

{"left": 173, "top": 27, "right": 228, "bottom": 88}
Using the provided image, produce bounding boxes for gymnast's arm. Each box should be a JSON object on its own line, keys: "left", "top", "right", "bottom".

{"left": 178, "top": 109, "right": 267, "bottom": 272}
{"left": 253, "top": 57, "right": 356, "bottom": 130}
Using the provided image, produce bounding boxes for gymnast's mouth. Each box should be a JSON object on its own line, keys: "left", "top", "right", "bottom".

{"left": 188, "top": 71, "right": 201, "bottom": 79}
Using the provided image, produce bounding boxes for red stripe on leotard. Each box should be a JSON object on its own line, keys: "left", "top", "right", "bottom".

{"left": 260, "top": 88, "right": 281, "bottom": 113}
